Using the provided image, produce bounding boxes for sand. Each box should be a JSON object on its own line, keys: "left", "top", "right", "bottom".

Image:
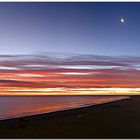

{"left": 0, "top": 95, "right": 140, "bottom": 138}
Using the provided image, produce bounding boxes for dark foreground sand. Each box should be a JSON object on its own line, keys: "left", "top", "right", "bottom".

{"left": 0, "top": 95, "right": 140, "bottom": 138}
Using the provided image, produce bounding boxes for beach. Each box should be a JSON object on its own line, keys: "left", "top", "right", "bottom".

{"left": 0, "top": 95, "right": 140, "bottom": 138}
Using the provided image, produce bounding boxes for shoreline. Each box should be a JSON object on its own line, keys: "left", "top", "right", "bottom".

{"left": 0, "top": 95, "right": 140, "bottom": 138}
{"left": 0, "top": 95, "right": 129, "bottom": 121}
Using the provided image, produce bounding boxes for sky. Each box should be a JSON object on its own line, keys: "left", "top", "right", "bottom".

{"left": 0, "top": 2, "right": 140, "bottom": 95}
{"left": 0, "top": 2, "right": 140, "bottom": 56}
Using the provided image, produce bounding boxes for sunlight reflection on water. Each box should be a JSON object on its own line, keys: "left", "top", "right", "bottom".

{"left": 0, "top": 95, "right": 129, "bottom": 120}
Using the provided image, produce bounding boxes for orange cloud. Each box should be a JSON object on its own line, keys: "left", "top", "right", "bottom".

{"left": 0, "top": 53, "right": 140, "bottom": 95}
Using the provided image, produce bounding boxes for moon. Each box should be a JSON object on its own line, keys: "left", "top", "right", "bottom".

{"left": 120, "top": 18, "right": 125, "bottom": 23}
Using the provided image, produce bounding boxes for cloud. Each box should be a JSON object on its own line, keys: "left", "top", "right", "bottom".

{"left": 0, "top": 53, "right": 140, "bottom": 95}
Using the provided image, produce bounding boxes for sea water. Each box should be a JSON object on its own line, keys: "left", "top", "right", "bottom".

{"left": 0, "top": 95, "right": 129, "bottom": 120}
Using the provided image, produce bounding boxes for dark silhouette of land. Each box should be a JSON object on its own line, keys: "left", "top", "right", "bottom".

{"left": 0, "top": 95, "right": 140, "bottom": 138}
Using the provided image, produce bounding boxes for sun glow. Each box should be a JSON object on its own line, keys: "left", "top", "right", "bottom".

{"left": 1, "top": 87, "right": 139, "bottom": 96}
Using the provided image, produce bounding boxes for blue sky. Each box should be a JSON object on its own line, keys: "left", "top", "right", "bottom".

{"left": 0, "top": 2, "right": 139, "bottom": 56}
{"left": 0, "top": 2, "right": 140, "bottom": 95}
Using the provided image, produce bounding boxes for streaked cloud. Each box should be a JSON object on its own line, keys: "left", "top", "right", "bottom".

{"left": 0, "top": 53, "right": 140, "bottom": 95}
{"left": 17, "top": 74, "right": 44, "bottom": 77}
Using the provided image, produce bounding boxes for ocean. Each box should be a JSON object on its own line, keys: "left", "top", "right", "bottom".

{"left": 0, "top": 95, "right": 129, "bottom": 120}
